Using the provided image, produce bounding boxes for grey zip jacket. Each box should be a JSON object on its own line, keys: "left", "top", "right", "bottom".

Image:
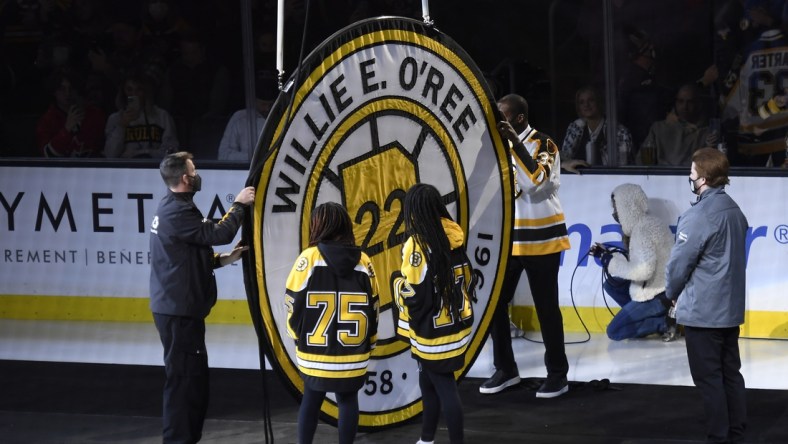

{"left": 665, "top": 187, "right": 748, "bottom": 328}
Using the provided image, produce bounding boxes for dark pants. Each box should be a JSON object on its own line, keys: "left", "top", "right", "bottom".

{"left": 490, "top": 253, "right": 568, "bottom": 378}
{"left": 298, "top": 386, "right": 358, "bottom": 444}
{"left": 153, "top": 313, "right": 209, "bottom": 444}
{"left": 685, "top": 326, "right": 747, "bottom": 444}
{"left": 606, "top": 297, "right": 668, "bottom": 340}
{"left": 419, "top": 365, "right": 464, "bottom": 444}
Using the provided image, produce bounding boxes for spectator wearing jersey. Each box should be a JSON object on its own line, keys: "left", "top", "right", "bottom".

{"left": 561, "top": 86, "right": 634, "bottom": 173}
{"left": 285, "top": 202, "right": 379, "bottom": 444}
{"left": 394, "top": 183, "right": 476, "bottom": 444}
{"left": 104, "top": 72, "right": 179, "bottom": 158}
{"left": 36, "top": 68, "right": 106, "bottom": 157}
{"left": 752, "top": 88, "right": 788, "bottom": 167}
{"left": 722, "top": 0, "right": 788, "bottom": 167}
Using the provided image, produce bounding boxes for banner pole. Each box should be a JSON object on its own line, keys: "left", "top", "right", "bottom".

{"left": 276, "top": 0, "right": 285, "bottom": 89}
{"left": 421, "top": 0, "right": 433, "bottom": 25}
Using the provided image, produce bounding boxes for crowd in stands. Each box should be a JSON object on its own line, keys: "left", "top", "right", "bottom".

{"left": 561, "top": 0, "right": 788, "bottom": 169}
{"left": 0, "top": 0, "right": 277, "bottom": 161}
{"left": 1, "top": 0, "right": 787, "bottom": 168}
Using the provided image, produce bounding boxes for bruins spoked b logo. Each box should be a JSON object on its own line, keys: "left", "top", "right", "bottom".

{"left": 248, "top": 17, "right": 512, "bottom": 429}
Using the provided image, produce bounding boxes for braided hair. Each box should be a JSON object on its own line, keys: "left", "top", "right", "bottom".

{"left": 402, "top": 183, "right": 460, "bottom": 318}
{"left": 308, "top": 202, "right": 356, "bottom": 247}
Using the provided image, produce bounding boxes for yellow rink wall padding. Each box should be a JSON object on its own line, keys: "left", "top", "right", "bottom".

{"left": 0, "top": 295, "right": 252, "bottom": 324}
{"left": 509, "top": 305, "right": 788, "bottom": 339}
{"left": 2, "top": 295, "right": 785, "bottom": 338}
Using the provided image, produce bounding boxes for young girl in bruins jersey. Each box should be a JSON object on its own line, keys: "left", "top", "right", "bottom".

{"left": 285, "top": 202, "right": 379, "bottom": 444}
{"left": 395, "top": 183, "right": 475, "bottom": 444}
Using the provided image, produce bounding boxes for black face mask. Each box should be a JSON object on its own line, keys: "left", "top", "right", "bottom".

{"left": 688, "top": 176, "right": 701, "bottom": 195}
{"left": 188, "top": 173, "right": 202, "bottom": 192}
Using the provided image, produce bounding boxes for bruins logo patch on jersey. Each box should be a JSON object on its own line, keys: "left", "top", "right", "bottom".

{"left": 365, "top": 260, "right": 376, "bottom": 278}
{"left": 295, "top": 256, "right": 309, "bottom": 272}
{"left": 247, "top": 16, "right": 512, "bottom": 431}
{"left": 409, "top": 251, "right": 422, "bottom": 268}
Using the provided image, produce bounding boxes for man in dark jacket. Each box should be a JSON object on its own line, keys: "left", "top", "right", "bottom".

{"left": 150, "top": 151, "right": 254, "bottom": 443}
{"left": 666, "top": 147, "right": 748, "bottom": 444}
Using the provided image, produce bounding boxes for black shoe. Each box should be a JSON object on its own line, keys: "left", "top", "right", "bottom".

{"left": 479, "top": 369, "right": 521, "bottom": 394}
{"left": 662, "top": 318, "right": 679, "bottom": 342}
{"left": 536, "top": 376, "right": 568, "bottom": 398}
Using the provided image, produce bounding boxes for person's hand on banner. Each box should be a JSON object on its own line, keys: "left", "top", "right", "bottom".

{"left": 218, "top": 241, "right": 249, "bottom": 266}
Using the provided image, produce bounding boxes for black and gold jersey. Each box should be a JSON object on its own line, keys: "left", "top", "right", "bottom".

{"left": 393, "top": 219, "right": 474, "bottom": 373}
{"left": 285, "top": 242, "right": 379, "bottom": 392}
{"left": 723, "top": 29, "right": 788, "bottom": 156}
{"left": 510, "top": 125, "right": 571, "bottom": 256}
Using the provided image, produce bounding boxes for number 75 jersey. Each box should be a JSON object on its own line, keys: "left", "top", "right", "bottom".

{"left": 285, "top": 242, "right": 379, "bottom": 392}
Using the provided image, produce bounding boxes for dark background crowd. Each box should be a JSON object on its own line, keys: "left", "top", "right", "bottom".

{"left": 1, "top": 0, "right": 786, "bottom": 168}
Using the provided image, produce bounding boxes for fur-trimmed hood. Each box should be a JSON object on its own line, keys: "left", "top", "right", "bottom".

{"left": 607, "top": 183, "right": 674, "bottom": 302}
{"left": 612, "top": 183, "right": 648, "bottom": 236}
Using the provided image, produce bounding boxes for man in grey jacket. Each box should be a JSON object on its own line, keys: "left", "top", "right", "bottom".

{"left": 665, "top": 147, "right": 748, "bottom": 444}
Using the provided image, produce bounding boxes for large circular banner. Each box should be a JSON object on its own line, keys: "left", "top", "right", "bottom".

{"left": 246, "top": 16, "right": 512, "bottom": 429}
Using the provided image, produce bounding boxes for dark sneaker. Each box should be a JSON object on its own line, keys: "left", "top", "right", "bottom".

{"left": 536, "top": 376, "right": 568, "bottom": 398}
{"left": 662, "top": 315, "right": 679, "bottom": 342}
{"left": 662, "top": 324, "right": 679, "bottom": 342}
{"left": 479, "top": 369, "right": 521, "bottom": 394}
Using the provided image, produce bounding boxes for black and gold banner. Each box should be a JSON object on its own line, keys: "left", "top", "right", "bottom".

{"left": 245, "top": 16, "right": 512, "bottom": 429}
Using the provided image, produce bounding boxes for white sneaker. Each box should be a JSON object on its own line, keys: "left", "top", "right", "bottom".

{"left": 416, "top": 440, "right": 434, "bottom": 444}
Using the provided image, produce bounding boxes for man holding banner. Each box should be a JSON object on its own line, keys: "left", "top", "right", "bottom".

{"left": 480, "top": 94, "right": 572, "bottom": 398}
{"left": 149, "top": 152, "right": 255, "bottom": 443}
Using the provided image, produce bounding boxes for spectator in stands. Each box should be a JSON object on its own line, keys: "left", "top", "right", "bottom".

{"left": 65, "top": 0, "right": 113, "bottom": 64}
{"left": 88, "top": 16, "right": 143, "bottom": 86}
{"left": 753, "top": 89, "right": 788, "bottom": 167}
{"left": 561, "top": 86, "right": 633, "bottom": 173}
{"left": 87, "top": 14, "right": 167, "bottom": 94}
{"left": 33, "top": 33, "right": 76, "bottom": 73}
{"left": 722, "top": 0, "right": 788, "bottom": 167}
{"left": 104, "top": 72, "right": 178, "bottom": 158}
{"left": 140, "top": 0, "right": 191, "bottom": 63}
{"left": 616, "top": 25, "right": 671, "bottom": 150}
{"left": 217, "top": 73, "right": 278, "bottom": 162}
{"left": 160, "top": 31, "right": 231, "bottom": 147}
{"left": 639, "top": 84, "right": 711, "bottom": 166}
{"left": 35, "top": 68, "right": 106, "bottom": 157}
{"left": 254, "top": 29, "right": 277, "bottom": 72}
